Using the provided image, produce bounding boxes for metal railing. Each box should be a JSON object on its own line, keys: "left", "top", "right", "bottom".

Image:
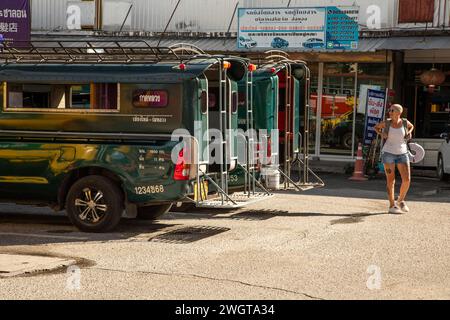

{"left": 0, "top": 40, "right": 183, "bottom": 64}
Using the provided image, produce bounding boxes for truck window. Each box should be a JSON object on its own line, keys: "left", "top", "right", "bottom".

{"left": 5, "top": 82, "right": 118, "bottom": 111}
{"left": 200, "top": 90, "right": 208, "bottom": 114}
{"left": 231, "top": 91, "right": 238, "bottom": 114}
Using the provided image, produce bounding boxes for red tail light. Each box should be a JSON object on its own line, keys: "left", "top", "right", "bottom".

{"left": 174, "top": 148, "right": 190, "bottom": 180}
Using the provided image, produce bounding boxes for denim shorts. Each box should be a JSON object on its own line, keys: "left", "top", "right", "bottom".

{"left": 381, "top": 152, "right": 410, "bottom": 164}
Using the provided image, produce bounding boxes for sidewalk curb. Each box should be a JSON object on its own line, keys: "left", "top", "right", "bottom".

{"left": 0, "top": 253, "right": 76, "bottom": 278}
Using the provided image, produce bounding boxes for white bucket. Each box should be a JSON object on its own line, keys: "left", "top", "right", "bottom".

{"left": 261, "top": 166, "right": 280, "bottom": 190}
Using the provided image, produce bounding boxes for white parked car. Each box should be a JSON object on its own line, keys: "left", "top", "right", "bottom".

{"left": 437, "top": 132, "right": 450, "bottom": 181}
{"left": 239, "top": 36, "right": 257, "bottom": 49}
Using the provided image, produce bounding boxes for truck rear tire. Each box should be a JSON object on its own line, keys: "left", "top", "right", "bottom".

{"left": 136, "top": 204, "right": 172, "bottom": 220}
{"left": 66, "top": 175, "right": 123, "bottom": 233}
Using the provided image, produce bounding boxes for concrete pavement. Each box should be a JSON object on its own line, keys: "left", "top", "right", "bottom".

{"left": 0, "top": 174, "right": 449, "bottom": 299}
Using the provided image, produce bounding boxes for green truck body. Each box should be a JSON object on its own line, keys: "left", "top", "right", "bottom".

{"left": 0, "top": 61, "right": 225, "bottom": 231}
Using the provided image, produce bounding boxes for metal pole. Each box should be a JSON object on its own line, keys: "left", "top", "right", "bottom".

{"left": 157, "top": 0, "right": 183, "bottom": 47}
{"left": 119, "top": 4, "right": 133, "bottom": 33}
{"left": 351, "top": 63, "right": 358, "bottom": 159}
{"left": 303, "top": 65, "right": 311, "bottom": 184}
{"left": 245, "top": 71, "right": 249, "bottom": 195}
{"left": 225, "top": 2, "right": 240, "bottom": 45}
{"left": 250, "top": 70, "right": 255, "bottom": 194}
{"left": 315, "top": 63, "right": 324, "bottom": 158}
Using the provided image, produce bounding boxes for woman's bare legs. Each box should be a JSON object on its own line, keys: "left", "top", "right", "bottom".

{"left": 397, "top": 163, "right": 411, "bottom": 203}
{"left": 384, "top": 163, "right": 396, "bottom": 207}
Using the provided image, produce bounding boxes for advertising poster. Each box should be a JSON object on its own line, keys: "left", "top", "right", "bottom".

{"left": 237, "top": 6, "right": 358, "bottom": 50}
{"left": 325, "top": 7, "right": 359, "bottom": 50}
{"left": 363, "top": 89, "right": 386, "bottom": 147}
{"left": 0, "top": 0, "right": 30, "bottom": 47}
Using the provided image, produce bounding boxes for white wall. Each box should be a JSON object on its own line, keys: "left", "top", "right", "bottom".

{"left": 31, "top": 0, "right": 449, "bottom": 32}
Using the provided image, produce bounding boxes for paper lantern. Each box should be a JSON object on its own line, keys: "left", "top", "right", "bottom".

{"left": 420, "top": 68, "right": 446, "bottom": 92}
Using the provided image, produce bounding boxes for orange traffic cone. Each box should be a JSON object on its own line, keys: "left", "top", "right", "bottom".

{"left": 349, "top": 143, "right": 368, "bottom": 181}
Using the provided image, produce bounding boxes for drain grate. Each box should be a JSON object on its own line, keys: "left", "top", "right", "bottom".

{"left": 149, "top": 226, "right": 230, "bottom": 244}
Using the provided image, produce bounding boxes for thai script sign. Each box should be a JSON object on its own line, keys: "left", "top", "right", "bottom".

{"left": 0, "top": 0, "right": 30, "bottom": 47}
{"left": 237, "top": 6, "right": 359, "bottom": 50}
{"left": 132, "top": 90, "right": 169, "bottom": 108}
{"left": 363, "top": 89, "right": 386, "bottom": 146}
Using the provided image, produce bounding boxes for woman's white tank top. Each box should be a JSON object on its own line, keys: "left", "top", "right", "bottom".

{"left": 382, "top": 125, "right": 408, "bottom": 155}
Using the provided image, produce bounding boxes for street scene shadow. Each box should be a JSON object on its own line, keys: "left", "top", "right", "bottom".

{"left": 276, "top": 173, "right": 450, "bottom": 203}
{"left": 168, "top": 208, "right": 387, "bottom": 222}
{"left": 0, "top": 210, "right": 182, "bottom": 246}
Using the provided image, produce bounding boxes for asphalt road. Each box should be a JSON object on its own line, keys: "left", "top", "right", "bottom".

{"left": 0, "top": 174, "right": 449, "bottom": 300}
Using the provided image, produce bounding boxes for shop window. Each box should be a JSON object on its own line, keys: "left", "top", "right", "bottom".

{"left": 355, "top": 63, "right": 390, "bottom": 149}
{"left": 398, "top": 0, "right": 434, "bottom": 23}
{"left": 320, "top": 63, "right": 357, "bottom": 156}
{"left": 5, "top": 82, "right": 118, "bottom": 111}
{"left": 403, "top": 64, "right": 450, "bottom": 138}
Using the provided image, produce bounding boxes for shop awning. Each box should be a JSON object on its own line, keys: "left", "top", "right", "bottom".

{"left": 24, "top": 35, "right": 450, "bottom": 54}
{"left": 373, "top": 36, "right": 450, "bottom": 50}
{"left": 156, "top": 36, "right": 450, "bottom": 52}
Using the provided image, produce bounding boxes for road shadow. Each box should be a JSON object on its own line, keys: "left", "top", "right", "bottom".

{"left": 168, "top": 208, "right": 388, "bottom": 222}
{"left": 0, "top": 211, "right": 182, "bottom": 246}
{"left": 276, "top": 173, "right": 450, "bottom": 203}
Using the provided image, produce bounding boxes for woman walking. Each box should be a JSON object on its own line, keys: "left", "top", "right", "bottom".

{"left": 374, "top": 104, "right": 414, "bottom": 214}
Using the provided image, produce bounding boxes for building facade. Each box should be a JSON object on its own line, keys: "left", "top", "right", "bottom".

{"left": 26, "top": 0, "right": 450, "bottom": 166}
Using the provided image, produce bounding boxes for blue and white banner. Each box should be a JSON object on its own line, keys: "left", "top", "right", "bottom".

{"left": 237, "top": 6, "right": 359, "bottom": 50}
{"left": 363, "top": 89, "right": 386, "bottom": 147}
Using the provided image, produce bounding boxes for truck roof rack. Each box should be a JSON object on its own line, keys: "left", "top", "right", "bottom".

{"left": 261, "top": 50, "right": 308, "bottom": 67}
{"left": 0, "top": 40, "right": 184, "bottom": 64}
{"left": 168, "top": 43, "right": 206, "bottom": 57}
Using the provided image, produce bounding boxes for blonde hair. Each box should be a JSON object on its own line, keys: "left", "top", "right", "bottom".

{"left": 391, "top": 104, "right": 403, "bottom": 114}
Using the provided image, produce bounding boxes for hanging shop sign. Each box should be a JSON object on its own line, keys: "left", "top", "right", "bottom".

{"left": 237, "top": 6, "right": 359, "bottom": 50}
{"left": 363, "top": 89, "right": 386, "bottom": 147}
{"left": 0, "top": 0, "right": 30, "bottom": 47}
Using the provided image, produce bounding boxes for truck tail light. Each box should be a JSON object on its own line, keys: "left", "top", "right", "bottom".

{"left": 174, "top": 148, "right": 190, "bottom": 181}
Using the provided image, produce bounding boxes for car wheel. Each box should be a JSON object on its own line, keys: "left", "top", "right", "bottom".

{"left": 66, "top": 175, "right": 123, "bottom": 232}
{"left": 136, "top": 204, "right": 172, "bottom": 220}
{"left": 437, "top": 155, "right": 449, "bottom": 181}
